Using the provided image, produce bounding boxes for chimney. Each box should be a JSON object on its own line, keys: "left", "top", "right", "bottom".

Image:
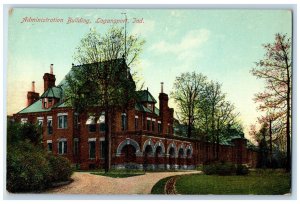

{"left": 50, "top": 64, "right": 54, "bottom": 74}
{"left": 159, "top": 82, "right": 170, "bottom": 134}
{"left": 161, "top": 82, "right": 164, "bottom": 93}
{"left": 27, "top": 82, "right": 39, "bottom": 106}
{"left": 43, "top": 64, "right": 56, "bottom": 91}
{"left": 31, "top": 81, "right": 35, "bottom": 92}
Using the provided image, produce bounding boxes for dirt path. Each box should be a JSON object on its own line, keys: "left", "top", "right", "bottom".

{"left": 46, "top": 171, "right": 199, "bottom": 194}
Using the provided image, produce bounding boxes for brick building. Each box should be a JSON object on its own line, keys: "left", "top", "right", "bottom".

{"left": 13, "top": 60, "right": 258, "bottom": 170}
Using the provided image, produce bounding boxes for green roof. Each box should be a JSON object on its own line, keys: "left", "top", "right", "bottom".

{"left": 18, "top": 99, "right": 51, "bottom": 114}
{"left": 40, "top": 86, "right": 63, "bottom": 99}
{"left": 135, "top": 103, "right": 152, "bottom": 113}
{"left": 136, "top": 90, "right": 157, "bottom": 103}
{"left": 154, "top": 106, "right": 160, "bottom": 116}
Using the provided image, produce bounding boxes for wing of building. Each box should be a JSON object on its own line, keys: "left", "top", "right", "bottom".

{"left": 13, "top": 59, "right": 258, "bottom": 170}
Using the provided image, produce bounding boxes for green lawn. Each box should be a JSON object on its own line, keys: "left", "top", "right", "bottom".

{"left": 151, "top": 176, "right": 173, "bottom": 194}
{"left": 151, "top": 169, "right": 291, "bottom": 195}
{"left": 175, "top": 169, "right": 291, "bottom": 195}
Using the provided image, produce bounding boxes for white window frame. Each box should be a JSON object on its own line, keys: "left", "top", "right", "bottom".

{"left": 58, "top": 113, "right": 68, "bottom": 129}
{"left": 58, "top": 139, "right": 67, "bottom": 155}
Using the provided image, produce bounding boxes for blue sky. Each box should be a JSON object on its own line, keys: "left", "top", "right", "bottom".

{"left": 7, "top": 8, "right": 292, "bottom": 140}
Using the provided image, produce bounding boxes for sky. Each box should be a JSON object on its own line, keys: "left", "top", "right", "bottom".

{"left": 7, "top": 8, "right": 292, "bottom": 141}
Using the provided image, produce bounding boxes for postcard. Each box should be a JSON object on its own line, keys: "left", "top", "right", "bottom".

{"left": 6, "top": 7, "right": 292, "bottom": 196}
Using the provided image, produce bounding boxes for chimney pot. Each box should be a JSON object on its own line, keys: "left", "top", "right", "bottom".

{"left": 32, "top": 81, "right": 35, "bottom": 92}
{"left": 50, "top": 64, "right": 54, "bottom": 74}
{"left": 161, "top": 82, "right": 164, "bottom": 93}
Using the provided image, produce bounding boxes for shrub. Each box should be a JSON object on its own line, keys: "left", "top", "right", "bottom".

{"left": 216, "top": 163, "right": 236, "bottom": 176}
{"left": 7, "top": 142, "right": 52, "bottom": 192}
{"left": 203, "top": 162, "right": 249, "bottom": 176}
{"left": 47, "top": 154, "right": 73, "bottom": 182}
{"left": 236, "top": 164, "right": 249, "bottom": 175}
{"left": 202, "top": 163, "right": 218, "bottom": 175}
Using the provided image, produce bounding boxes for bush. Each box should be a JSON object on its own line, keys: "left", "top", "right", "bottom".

{"left": 202, "top": 163, "right": 218, "bottom": 175}
{"left": 216, "top": 163, "right": 236, "bottom": 176}
{"left": 47, "top": 154, "right": 73, "bottom": 182}
{"left": 203, "top": 162, "right": 249, "bottom": 176}
{"left": 236, "top": 164, "right": 250, "bottom": 175}
{"left": 7, "top": 142, "right": 73, "bottom": 193}
{"left": 7, "top": 142, "right": 52, "bottom": 192}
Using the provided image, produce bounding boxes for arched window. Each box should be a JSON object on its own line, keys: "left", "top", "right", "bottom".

{"left": 121, "top": 113, "right": 127, "bottom": 131}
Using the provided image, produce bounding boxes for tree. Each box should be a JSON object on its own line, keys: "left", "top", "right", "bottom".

{"left": 170, "top": 72, "right": 207, "bottom": 138}
{"left": 65, "top": 26, "right": 145, "bottom": 172}
{"left": 198, "top": 81, "right": 240, "bottom": 160}
{"left": 251, "top": 33, "right": 291, "bottom": 171}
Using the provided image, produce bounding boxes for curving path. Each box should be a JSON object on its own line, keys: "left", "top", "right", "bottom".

{"left": 46, "top": 171, "right": 199, "bottom": 194}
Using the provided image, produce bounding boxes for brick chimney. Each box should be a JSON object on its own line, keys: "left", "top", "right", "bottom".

{"left": 43, "top": 64, "right": 56, "bottom": 91}
{"left": 159, "top": 82, "right": 170, "bottom": 135}
{"left": 27, "top": 81, "right": 39, "bottom": 106}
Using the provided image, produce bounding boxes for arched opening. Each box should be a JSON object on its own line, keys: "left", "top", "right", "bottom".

{"left": 143, "top": 145, "right": 153, "bottom": 170}
{"left": 178, "top": 148, "right": 185, "bottom": 169}
{"left": 169, "top": 147, "right": 176, "bottom": 169}
{"left": 121, "top": 144, "right": 136, "bottom": 163}
{"left": 187, "top": 149, "right": 192, "bottom": 157}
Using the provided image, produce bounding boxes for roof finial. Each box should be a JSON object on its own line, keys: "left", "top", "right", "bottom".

{"left": 161, "top": 82, "right": 164, "bottom": 93}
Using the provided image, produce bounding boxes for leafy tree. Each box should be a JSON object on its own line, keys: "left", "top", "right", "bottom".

{"left": 251, "top": 33, "right": 291, "bottom": 171}
{"left": 171, "top": 73, "right": 241, "bottom": 160}
{"left": 198, "top": 81, "right": 240, "bottom": 160}
{"left": 170, "top": 72, "right": 207, "bottom": 138}
{"left": 65, "top": 26, "right": 145, "bottom": 172}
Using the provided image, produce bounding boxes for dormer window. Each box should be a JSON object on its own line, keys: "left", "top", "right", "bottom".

{"left": 48, "top": 98, "right": 53, "bottom": 106}
{"left": 147, "top": 103, "right": 152, "bottom": 110}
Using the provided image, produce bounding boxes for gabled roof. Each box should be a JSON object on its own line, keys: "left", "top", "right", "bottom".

{"left": 18, "top": 99, "right": 51, "bottom": 114}
{"left": 136, "top": 90, "right": 157, "bottom": 103}
{"left": 40, "top": 86, "right": 63, "bottom": 99}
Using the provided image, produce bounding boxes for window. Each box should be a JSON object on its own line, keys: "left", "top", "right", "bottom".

{"left": 158, "top": 121, "right": 162, "bottom": 133}
{"left": 58, "top": 140, "right": 67, "bottom": 154}
{"left": 58, "top": 114, "right": 68, "bottom": 129}
{"left": 48, "top": 99, "right": 53, "bottom": 106}
{"left": 121, "top": 113, "right": 127, "bottom": 131}
{"left": 73, "top": 139, "right": 79, "bottom": 156}
{"left": 97, "top": 114, "right": 105, "bottom": 132}
{"left": 100, "top": 140, "right": 106, "bottom": 159}
{"left": 47, "top": 141, "right": 52, "bottom": 152}
{"left": 152, "top": 120, "right": 155, "bottom": 132}
{"left": 86, "top": 116, "right": 96, "bottom": 132}
{"left": 135, "top": 116, "right": 138, "bottom": 130}
{"left": 44, "top": 102, "right": 47, "bottom": 109}
{"left": 20, "top": 118, "right": 28, "bottom": 124}
{"left": 47, "top": 118, "right": 53, "bottom": 134}
{"left": 89, "top": 141, "right": 96, "bottom": 159}
{"left": 74, "top": 113, "right": 79, "bottom": 129}
{"left": 147, "top": 103, "right": 152, "bottom": 111}
{"left": 147, "top": 118, "right": 151, "bottom": 131}
{"left": 89, "top": 124, "right": 96, "bottom": 132}
{"left": 37, "top": 118, "right": 43, "bottom": 126}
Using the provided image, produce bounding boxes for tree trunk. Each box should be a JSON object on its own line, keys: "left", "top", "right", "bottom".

{"left": 269, "top": 119, "right": 272, "bottom": 160}
{"left": 104, "top": 110, "right": 110, "bottom": 173}
{"left": 286, "top": 80, "right": 291, "bottom": 172}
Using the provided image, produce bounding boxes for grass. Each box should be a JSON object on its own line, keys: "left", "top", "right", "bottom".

{"left": 175, "top": 169, "right": 291, "bottom": 195}
{"left": 151, "top": 169, "right": 291, "bottom": 195}
{"left": 151, "top": 176, "right": 173, "bottom": 194}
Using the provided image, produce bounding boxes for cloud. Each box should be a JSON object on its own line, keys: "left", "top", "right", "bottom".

{"left": 150, "top": 28, "right": 210, "bottom": 61}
